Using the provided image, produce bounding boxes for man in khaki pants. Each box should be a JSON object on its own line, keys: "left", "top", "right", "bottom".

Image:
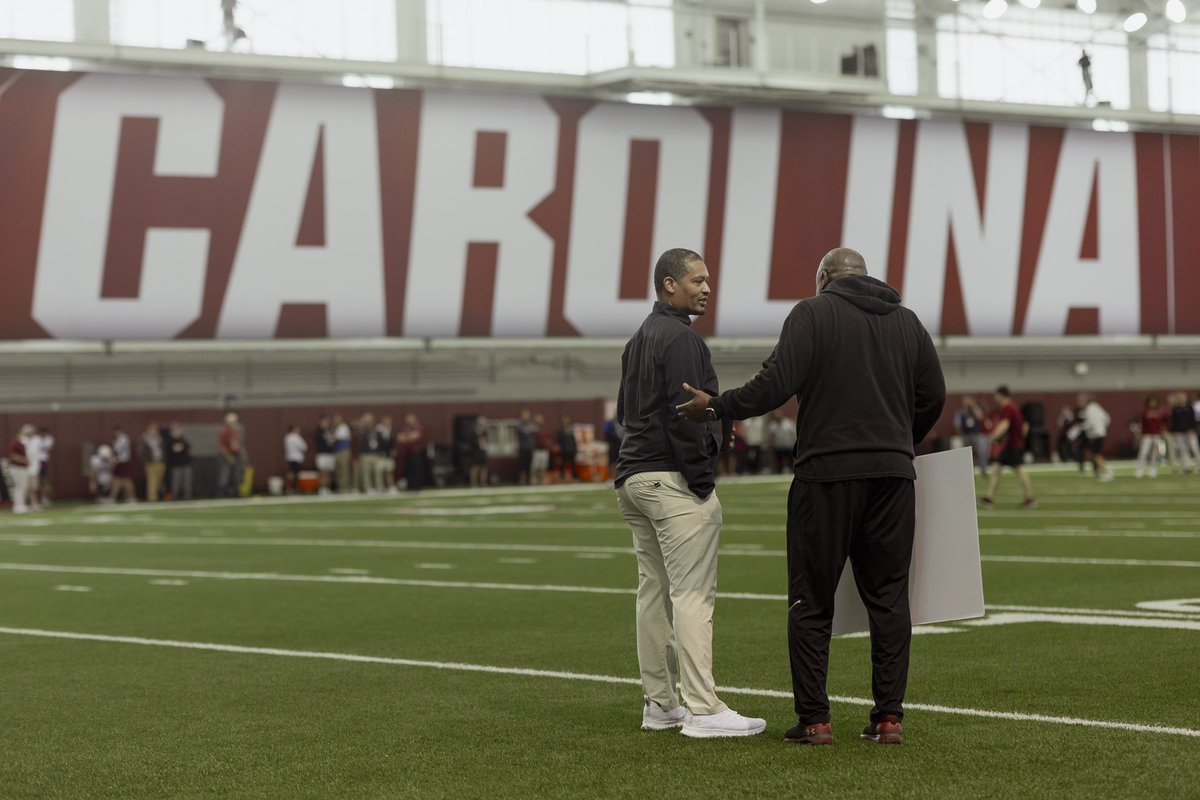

{"left": 614, "top": 248, "right": 766, "bottom": 739}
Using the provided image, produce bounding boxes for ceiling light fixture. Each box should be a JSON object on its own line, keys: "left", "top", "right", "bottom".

{"left": 1123, "top": 11, "right": 1148, "bottom": 32}
{"left": 982, "top": 0, "right": 1009, "bottom": 19}
{"left": 1076, "top": 0, "right": 1097, "bottom": 13}
{"left": 1166, "top": 0, "right": 1187, "bottom": 23}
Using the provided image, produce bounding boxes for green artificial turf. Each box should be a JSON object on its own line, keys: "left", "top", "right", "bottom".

{"left": 0, "top": 464, "right": 1197, "bottom": 799}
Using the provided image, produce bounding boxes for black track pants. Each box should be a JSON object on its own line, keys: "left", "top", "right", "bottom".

{"left": 785, "top": 476, "right": 915, "bottom": 725}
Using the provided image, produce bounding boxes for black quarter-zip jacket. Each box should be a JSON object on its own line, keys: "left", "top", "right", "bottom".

{"left": 615, "top": 302, "right": 723, "bottom": 498}
{"left": 709, "top": 275, "right": 946, "bottom": 482}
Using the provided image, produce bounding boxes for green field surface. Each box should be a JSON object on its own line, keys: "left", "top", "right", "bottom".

{"left": 1, "top": 463, "right": 1197, "bottom": 799}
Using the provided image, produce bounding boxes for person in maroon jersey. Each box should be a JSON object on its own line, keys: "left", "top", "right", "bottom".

{"left": 8, "top": 424, "right": 33, "bottom": 514}
{"left": 1136, "top": 394, "right": 1167, "bottom": 478}
{"left": 396, "top": 413, "right": 427, "bottom": 492}
{"left": 979, "top": 386, "right": 1036, "bottom": 509}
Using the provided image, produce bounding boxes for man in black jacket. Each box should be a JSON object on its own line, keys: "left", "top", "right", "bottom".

{"left": 678, "top": 248, "right": 946, "bottom": 746}
{"left": 615, "top": 248, "right": 766, "bottom": 739}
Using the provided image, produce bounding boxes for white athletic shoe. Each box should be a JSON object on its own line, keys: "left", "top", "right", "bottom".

{"left": 641, "top": 700, "right": 690, "bottom": 731}
{"left": 680, "top": 708, "right": 767, "bottom": 738}
{"left": 1098, "top": 470, "right": 1115, "bottom": 482}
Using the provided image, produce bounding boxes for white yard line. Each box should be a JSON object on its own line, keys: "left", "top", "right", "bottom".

{"left": 0, "top": 562, "right": 784, "bottom": 599}
{"left": 0, "top": 533, "right": 770, "bottom": 556}
{"left": 986, "top": 603, "right": 1200, "bottom": 621}
{"left": 5, "top": 534, "right": 1200, "bottom": 571}
{"left": 0, "top": 625, "right": 1195, "bottom": 738}
{"left": 4, "top": 564, "right": 1200, "bottom": 625}
{"left": 981, "top": 529, "right": 1200, "bottom": 539}
{"left": 963, "top": 613, "right": 1200, "bottom": 632}
{"left": 58, "top": 483, "right": 619, "bottom": 514}
{"left": 982, "top": 555, "right": 1200, "bottom": 569}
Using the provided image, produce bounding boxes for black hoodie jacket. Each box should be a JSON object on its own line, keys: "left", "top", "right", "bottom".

{"left": 709, "top": 275, "right": 946, "bottom": 482}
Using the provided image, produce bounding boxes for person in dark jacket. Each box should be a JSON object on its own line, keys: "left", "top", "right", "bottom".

{"left": 164, "top": 422, "right": 193, "bottom": 501}
{"left": 615, "top": 247, "right": 766, "bottom": 739}
{"left": 678, "top": 247, "right": 946, "bottom": 746}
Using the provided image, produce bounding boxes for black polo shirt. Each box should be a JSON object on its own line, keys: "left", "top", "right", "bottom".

{"left": 615, "top": 302, "right": 722, "bottom": 498}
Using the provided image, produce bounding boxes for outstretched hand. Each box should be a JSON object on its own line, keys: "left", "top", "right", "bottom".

{"left": 675, "top": 383, "right": 713, "bottom": 421}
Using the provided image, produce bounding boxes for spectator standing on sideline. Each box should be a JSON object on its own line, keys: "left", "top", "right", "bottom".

{"left": 769, "top": 411, "right": 797, "bottom": 473}
{"left": 284, "top": 424, "right": 307, "bottom": 494}
{"left": 980, "top": 387, "right": 1037, "bottom": 508}
{"left": 34, "top": 426, "right": 54, "bottom": 507}
{"left": 1055, "top": 405, "right": 1080, "bottom": 464}
{"left": 1167, "top": 392, "right": 1199, "bottom": 474}
{"left": 165, "top": 422, "right": 193, "bottom": 500}
{"left": 741, "top": 415, "right": 766, "bottom": 474}
{"left": 396, "top": 413, "right": 427, "bottom": 491}
{"left": 469, "top": 417, "right": 490, "bottom": 488}
{"left": 88, "top": 444, "right": 115, "bottom": 503}
{"left": 22, "top": 427, "right": 44, "bottom": 511}
{"left": 332, "top": 414, "right": 352, "bottom": 493}
{"left": 1136, "top": 395, "right": 1166, "bottom": 479}
{"left": 1078, "top": 393, "right": 1115, "bottom": 481}
{"left": 140, "top": 421, "right": 166, "bottom": 502}
{"left": 314, "top": 414, "right": 336, "bottom": 495}
{"left": 516, "top": 409, "right": 538, "bottom": 485}
{"left": 111, "top": 426, "right": 136, "bottom": 503}
{"left": 603, "top": 414, "right": 624, "bottom": 471}
{"left": 676, "top": 247, "right": 945, "bottom": 746}
{"left": 217, "top": 413, "right": 245, "bottom": 498}
{"left": 557, "top": 416, "right": 578, "bottom": 483}
{"left": 616, "top": 247, "right": 766, "bottom": 739}
{"left": 954, "top": 396, "right": 988, "bottom": 475}
{"left": 357, "top": 413, "right": 384, "bottom": 493}
{"left": 377, "top": 416, "right": 396, "bottom": 492}
{"left": 8, "top": 425, "right": 33, "bottom": 513}
{"left": 532, "top": 414, "right": 551, "bottom": 485}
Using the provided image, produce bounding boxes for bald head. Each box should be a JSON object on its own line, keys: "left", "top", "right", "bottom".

{"left": 816, "top": 248, "right": 867, "bottom": 293}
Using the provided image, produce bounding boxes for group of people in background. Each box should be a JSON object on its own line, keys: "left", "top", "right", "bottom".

{"left": 516, "top": 410, "right": 581, "bottom": 486}
{"left": 87, "top": 418, "right": 212, "bottom": 504}
{"left": 1134, "top": 391, "right": 1200, "bottom": 478}
{"left": 5, "top": 425, "right": 54, "bottom": 513}
{"left": 306, "top": 412, "right": 428, "bottom": 494}
{"left": 713, "top": 412, "right": 798, "bottom": 477}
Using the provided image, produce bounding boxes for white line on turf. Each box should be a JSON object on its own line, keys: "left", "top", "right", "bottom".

{"left": 5, "top": 535, "right": 1200, "bottom": 570}
{"left": 983, "top": 555, "right": 1200, "bottom": 568}
{"left": 4, "top": 564, "right": 1200, "bottom": 625}
{"left": 149, "top": 579, "right": 189, "bottom": 586}
{"left": 55, "top": 482, "right": 620, "bottom": 514}
{"left": 0, "top": 534, "right": 787, "bottom": 557}
{"left": 0, "top": 625, "right": 1195, "bottom": 739}
{"left": 981, "top": 528, "right": 1200, "bottom": 539}
{"left": 987, "top": 603, "right": 1200, "bottom": 620}
{"left": 962, "top": 613, "right": 1200, "bottom": 632}
{"left": 51, "top": 585, "right": 91, "bottom": 592}
{"left": 413, "top": 563, "right": 455, "bottom": 570}
{"left": 1136, "top": 599, "right": 1200, "bottom": 614}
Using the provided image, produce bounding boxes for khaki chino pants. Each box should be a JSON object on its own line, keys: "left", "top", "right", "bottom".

{"left": 616, "top": 471, "right": 727, "bottom": 716}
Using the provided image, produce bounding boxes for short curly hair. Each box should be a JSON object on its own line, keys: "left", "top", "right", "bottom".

{"left": 653, "top": 248, "right": 702, "bottom": 299}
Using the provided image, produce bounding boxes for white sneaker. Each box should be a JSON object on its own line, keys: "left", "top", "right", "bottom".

{"left": 680, "top": 708, "right": 767, "bottom": 738}
{"left": 641, "top": 700, "right": 689, "bottom": 731}
{"left": 1098, "top": 470, "right": 1115, "bottom": 482}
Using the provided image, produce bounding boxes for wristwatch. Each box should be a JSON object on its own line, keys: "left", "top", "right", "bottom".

{"left": 704, "top": 406, "right": 717, "bottom": 421}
